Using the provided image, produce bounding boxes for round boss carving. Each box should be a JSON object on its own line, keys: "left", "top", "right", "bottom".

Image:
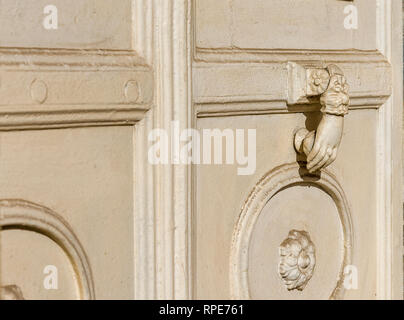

{"left": 278, "top": 230, "right": 316, "bottom": 291}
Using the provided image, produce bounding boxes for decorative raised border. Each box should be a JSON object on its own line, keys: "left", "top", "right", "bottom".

{"left": 0, "top": 48, "right": 153, "bottom": 130}
{"left": 0, "top": 199, "right": 95, "bottom": 300}
{"left": 133, "top": 0, "right": 193, "bottom": 300}
{"left": 193, "top": 49, "right": 391, "bottom": 117}
{"left": 375, "top": 0, "right": 403, "bottom": 299}
{"left": 229, "top": 163, "right": 353, "bottom": 300}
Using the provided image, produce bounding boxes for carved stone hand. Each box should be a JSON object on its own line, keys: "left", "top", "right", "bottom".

{"left": 294, "top": 65, "right": 349, "bottom": 173}
{"left": 306, "top": 114, "right": 343, "bottom": 173}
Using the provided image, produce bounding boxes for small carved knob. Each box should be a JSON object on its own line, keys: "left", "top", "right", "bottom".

{"left": 30, "top": 79, "right": 48, "bottom": 104}
{"left": 279, "top": 230, "right": 316, "bottom": 291}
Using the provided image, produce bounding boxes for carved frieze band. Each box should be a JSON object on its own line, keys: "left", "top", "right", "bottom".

{"left": 193, "top": 50, "right": 391, "bottom": 117}
{"left": 0, "top": 48, "right": 153, "bottom": 130}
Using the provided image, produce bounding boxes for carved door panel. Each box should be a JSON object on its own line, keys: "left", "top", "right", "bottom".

{"left": 0, "top": 0, "right": 153, "bottom": 300}
{"left": 193, "top": 0, "right": 403, "bottom": 299}
{"left": 0, "top": 0, "right": 402, "bottom": 301}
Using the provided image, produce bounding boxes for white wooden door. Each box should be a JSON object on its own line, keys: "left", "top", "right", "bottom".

{"left": 192, "top": 0, "right": 403, "bottom": 300}
{"left": 0, "top": 0, "right": 402, "bottom": 300}
{"left": 0, "top": 0, "right": 152, "bottom": 300}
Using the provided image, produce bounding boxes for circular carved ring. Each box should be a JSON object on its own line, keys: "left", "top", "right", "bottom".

{"left": 0, "top": 199, "right": 95, "bottom": 300}
{"left": 229, "top": 163, "right": 353, "bottom": 300}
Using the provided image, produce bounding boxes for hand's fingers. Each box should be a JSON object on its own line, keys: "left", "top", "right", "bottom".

{"left": 307, "top": 146, "right": 326, "bottom": 171}
{"left": 309, "top": 153, "right": 330, "bottom": 173}
{"left": 323, "top": 148, "right": 337, "bottom": 168}
{"left": 307, "top": 140, "right": 322, "bottom": 162}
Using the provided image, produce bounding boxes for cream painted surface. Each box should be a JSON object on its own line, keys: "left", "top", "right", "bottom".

{"left": 0, "top": 0, "right": 148, "bottom": 300}
{"left": 193, "top": 0, "right": 402, "bottom": 300}
{"left": 196, "top": 0, "right": 377, "bottom": 50}
{"left": 0, "top": 127, "right": 134, "bottom": 299}
{"left": 0, "top": 0, "right": 133, "bottom": 50}
{"left": 195, "top": 110, "right": 378, "bottom": 299}
{"left": 0, "top": 230, "right": 78, "bottom": 300}
{"left": 0, "top": 0, "right": 402, "bottom": 300}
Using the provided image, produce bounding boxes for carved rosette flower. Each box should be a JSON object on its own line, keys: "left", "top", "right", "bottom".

{"left": 307, "top": 69, "right": 330, "bottom": 96}
{"left": 278, "top": 230, "right": 316, "bottom": 291}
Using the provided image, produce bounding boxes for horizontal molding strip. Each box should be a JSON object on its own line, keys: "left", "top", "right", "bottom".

{"left": 193, "top": 49, "right": 392, "bottom": 117}
{"left": 0, "top": 108, "right": 148, "bottom": 131}
{"left": 0, "top": 48, "right": 153, "bottom": 129}
{"left": 195, "top": 48, "right": 389, "bottom": 63}
{"left": 0, "top": 48, "right": 150, "bottom": 68}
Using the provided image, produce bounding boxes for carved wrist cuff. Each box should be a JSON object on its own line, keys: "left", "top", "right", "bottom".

{"left": 320, "top": 102, "right": 349, "bottom": 116}
{"left": 319, "top": 65, "right": 350, "bottom": 116}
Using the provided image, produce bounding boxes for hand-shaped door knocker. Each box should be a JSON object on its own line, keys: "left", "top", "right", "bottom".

{"left": 294, "top": 65, "right": 349, "bottom": 173}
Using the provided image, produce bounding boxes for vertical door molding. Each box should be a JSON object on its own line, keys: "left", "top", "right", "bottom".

{"left": 133, "top": 0, "right": 193, "bottom": 299}
{"left": 375, "top": 0, "right": 403, "bottom": 300}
